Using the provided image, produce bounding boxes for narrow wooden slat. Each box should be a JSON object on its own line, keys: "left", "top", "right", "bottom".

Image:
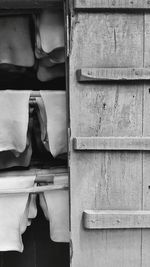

{"left": 77, "top": 68, "right": 150, "bottom": 82}
{"left": 0, "top": 183, "right": 69, "bottom": 194}
{"left": 83, "top": 210, "right": 150, "bottom": 229}
{"left": 74, "top": 0, "right": 150, "bottom": 11}
{"left": 0, "top": 0, "right": 62, "bottom": 9}
{"left": 73, "top": 137, "right": 150, "bottom": 151}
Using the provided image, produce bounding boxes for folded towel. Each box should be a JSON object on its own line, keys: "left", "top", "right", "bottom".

{"left": 0, "top": 16, "right": 34, "bottom": 67}
{"left": 0, "top": 90, "right": 30, "bottom": 155}
{"left": 0, "top": 176, "right": 36, "bottom": 252}
{"left": 35, "top": 10, "right": 64, "bottom": 58}
{"left": 37, "top": 91, "right": 67, "bottom": 157}
{"left": 39, "top": 189, "right": 69, "bottom": 243}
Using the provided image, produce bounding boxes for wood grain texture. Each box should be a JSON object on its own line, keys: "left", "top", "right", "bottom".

{"left": 83, "top": 210, "right": 150, "bottom": 229}
{"left": 74, "top": 0, "right": 150, "bottom": 10}
{"left": 77, "top": 68, "right": 150, "bottom": 82}
{"left": 140, "top": 14, "right": 150, "bottom": 267}
{"left": 73, "top": 137, "right": 150, "bottom": 151}
{"left": 69, "top": 12, "right": 144, "bottom": 267}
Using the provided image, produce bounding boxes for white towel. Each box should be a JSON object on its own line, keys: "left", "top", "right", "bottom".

{"left": 0, "top": 176, "right": 36, "bottom": 252}
{"left": 0, "top": 16, "right": 34, "bottom": 67}
{"left": 37, "top": 91, "right": 67, "bottom": 157}
{"left": 0, "top": 90, "right": 30, "bottom": 154}
{"left": 35, "top": 10, "right": 64, "bottom": 58}
{"left": 39, "top": 189, "right": 69, "bottom": 243}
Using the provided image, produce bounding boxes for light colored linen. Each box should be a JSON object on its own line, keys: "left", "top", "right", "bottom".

{"left": 0, "top": 134, "right": 32, "bottom": 170}
{"left": 0, "top": 16, "right": 34, "bottom": 67}
{"left": 0, "top": 176, "right": 36, "bottom": 252}
{"left": 40, "top": 188, "right": 69, "bottom": 243}
{"left": 0, "top": 90, "right": 30, "bottom": 154}
{"left": 37, "top": 91, "right": 67, "bottom": 157}
{"left": 35, "top": 10, "right": 64, "bottom": 58}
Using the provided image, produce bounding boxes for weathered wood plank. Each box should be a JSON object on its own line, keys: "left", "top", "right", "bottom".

{"left": 0, "top": 0, "right": 62, "bottom": 9}
{"left": 141, "top": 14, "right": 150, "bottom": 266}
{"left": 70, "top": 12, "right": 143, "bottom": 267}
{"left": 83, "top": 210, "right": 150, "bottom": 229}
{"left": 74, "top": 0, "right": 150, "bottom": 11}
{"left": 77, "top": 68, "right": 150, "bottom": 82}
{"left": 73, "top": 137, "right": 150, "bottom": 151}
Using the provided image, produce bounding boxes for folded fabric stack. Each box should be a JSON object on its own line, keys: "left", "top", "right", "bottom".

{"left": 35, "top": 10, "right": 65, "bottom": 82}
{"left": 0, "top": 11, "right": 65, "bottom": 83}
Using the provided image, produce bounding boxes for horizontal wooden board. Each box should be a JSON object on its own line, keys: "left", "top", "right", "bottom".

{"left": 0, "top": 0, "right": 62, "bottom": 9}
{"left": 83, "top": 210, "right": 150, "bottom": 229}
{"left": 74, "top": 0, "right": 150, "bottom": 11}
{"left": 73, "top": 137, "right": 150, "bottom": 151}
{"left": 77, "top": 68, "right": 150, "bottom": 82}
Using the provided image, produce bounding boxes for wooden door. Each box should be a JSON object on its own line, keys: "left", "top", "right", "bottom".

{"left": 69, "top": 1, "right": 150, "bottom": 266}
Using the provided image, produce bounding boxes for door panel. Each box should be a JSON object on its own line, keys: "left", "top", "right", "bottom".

{"left": 69, "top": 9, "right": 148, "bottom": 267}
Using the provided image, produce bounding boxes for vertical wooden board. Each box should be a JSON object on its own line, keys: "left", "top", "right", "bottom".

{"left": 70, "top": 152, "right": 143, "bottom": 267}
{"left": 71, "top": 84, "right": 142, "bottom": 137}
{"left": 141, "top": 14, "right": 150, "bottom": 266}
{"left": 70, "top": 13, "right": 144, "bottom": 136}
{"left": 69, "top": 13, "right": 144, "bottom": 267}
{"left": 70, "top": 13, "right": 143, "bottom": 69}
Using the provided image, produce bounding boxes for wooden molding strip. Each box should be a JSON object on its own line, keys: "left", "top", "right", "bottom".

{"left": 83, "top": 210, "right": 150, "bottom": 229}
{"left": 77, "top": 68, "right": 150, "bottom": 82}
{"left": 0, "top": 0, "right": 62, "bottom": 9}
{"left": 73, "top": 137, "right": 150, "bottom": 151}
{"left": 74, "top": 0, "right": 150, "bottom": 11}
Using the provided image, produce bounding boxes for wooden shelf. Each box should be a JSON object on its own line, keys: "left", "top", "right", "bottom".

{"left": 77, "top": 68, "right": 150, "bottom": 82}
{"left": 83, "top": 210, "right": 150, "bottom": 229}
